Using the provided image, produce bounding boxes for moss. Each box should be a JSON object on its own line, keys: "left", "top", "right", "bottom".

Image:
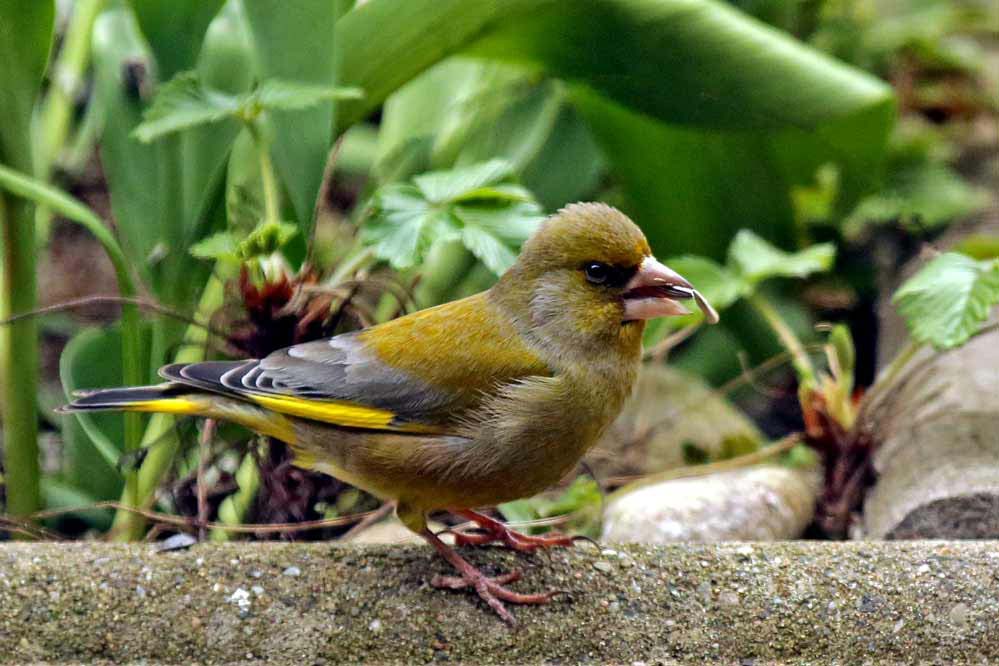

{"left": 1, "top": 541, "right": 998, "bottom": 664}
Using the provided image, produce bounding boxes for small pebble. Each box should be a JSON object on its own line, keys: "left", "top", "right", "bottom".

{"left": 369, "top": 619, "right": 382, "bottom": 632}
{"left": 593, "top": 561, "right": 614, "bottom": 573}
{"left": 228, "top": 588, "right": 252, "bottom": 613}
{"left": 283, "top": 566, "right": 302, "bottom": 577}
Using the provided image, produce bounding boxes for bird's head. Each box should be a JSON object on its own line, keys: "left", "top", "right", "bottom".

{"left": 494, "top": 202, "right": 704, "bottom": 363}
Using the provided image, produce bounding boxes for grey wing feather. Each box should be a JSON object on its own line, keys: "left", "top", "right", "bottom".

{"left": 159, "top": 332, "right": 455, "bottom": 421}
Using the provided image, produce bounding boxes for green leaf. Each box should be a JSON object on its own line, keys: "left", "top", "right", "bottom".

{"left": 337, "top": 0, "right": 893, "bottom": 259}
{"left": 59, "top": 325, "right": 150, "bottom": 500}
{"left": 127, "top": 0, "right": 225, "bottom": 80}
{"left": 364, "top": 161, "right": 543, "bottom": 273}
{"left": 666, "top": 255, "right": 746, "bottom": 312}
{"left": 460, "top": 224, "right": 518, "bottom": 276}
{"left": 414, "top": 159, "right": 514, "bottom": 203}
{"left": 238, "top": 221, "right": 298, "bottom": 258}
{"left": 893, "top": 252, "right": 999, "bottom": 350}
{"left": 376, "top": 58, "right": 605, "bottom": 211}
{"left": 253, "top": 79, "right": 362, "bottom": 111}
{"left": 243, "top": 0, "right": 343, "bottom": 231}
{"left": 190, "top": 231, "right": 240, "bottom": 262}
{"left": 727, "top": 230, "right": 835, "bottom": 286}
{"left": 132, "top": 71, "right": 240, "bottom": 143}
{"left": 844, "top": 162, "right": 988, "bottom": 235}
{"left": 134, "top": 72, "right": 362, "bottom": 143}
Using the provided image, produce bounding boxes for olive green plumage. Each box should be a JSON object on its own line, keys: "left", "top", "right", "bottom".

{"left": 65, "top": 202, "right": 698, "bottom": 623}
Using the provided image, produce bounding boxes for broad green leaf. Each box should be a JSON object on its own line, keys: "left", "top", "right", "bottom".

{"left": 893, "top": 253, "right": 999, "bottom": 350}
{"left": 127, "top": 0, "right": 225, "bottom": 80}
{"left": 338, "top": 0, "right": 893, "bottom": 130}
{"left": 642, "top": 255, "right": 744, "bottom": 345}
{"left": 182, "top": 0, "right": 255, "bottom": 247}
{"left": 59, "top": 325, "right": 150, "bottom": 501}
{"left": 243, "top": 0, "right": 341, "bottom": 231}
{"left": 727, "top": 230, "right": 835, "bottom": 285}
{"left": 91, "top": 8, "right": 167, "bottom": 284}
{"left": 376, "top": 58, "right": 605, "bottom": 209}
{"left": 41, "top": 478, "right": 112, "bottom": 532}
{"left": 666, "top": 256, "right": 746, "bottom": 312}
{"left": 339, "top": 0, "right": 893, "bottom": 258}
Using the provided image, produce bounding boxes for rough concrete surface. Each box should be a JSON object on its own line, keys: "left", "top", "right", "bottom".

{"left": 1, "top": 541, "right": 998, "bottom": 664}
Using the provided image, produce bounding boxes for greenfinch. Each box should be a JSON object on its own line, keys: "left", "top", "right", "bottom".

{"left": 64, "top": 202, "right": 715, "bottom": 624}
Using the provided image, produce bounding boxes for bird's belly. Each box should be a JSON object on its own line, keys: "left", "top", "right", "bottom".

{"left": 289, "top": 419, "right": 595, "bottom": 511}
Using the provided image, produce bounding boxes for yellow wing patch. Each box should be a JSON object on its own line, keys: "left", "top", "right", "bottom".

{"left": 246, "top": 393, "right": 441, "bottom": 434}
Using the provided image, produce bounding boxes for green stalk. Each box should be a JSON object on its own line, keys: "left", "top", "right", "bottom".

{"left": 246, "top": 120, "right": 281, "bottom": 226}
{"left": 748, "top": 293, "right": 816, "bottom": 387}
{"left": 0, "top": 164, "right": 145, "bottom": 523}
{"left": 111, "top": 273, "right": 225, "bottom": 540}
{"left": 210, "top": 441, "right": 264, "bottom": 542}
{"left": 0, "top": 194, "right": 39, "bottom": 524}
{"left": 413, "top": 241, "right": 475, "bottom": 308}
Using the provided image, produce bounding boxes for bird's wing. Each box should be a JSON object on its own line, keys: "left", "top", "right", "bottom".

{"left": 161, "top": 293, "right": 551, "bottom": 434}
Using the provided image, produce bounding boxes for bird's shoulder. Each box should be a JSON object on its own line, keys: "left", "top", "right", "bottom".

{"left": 357, "top": 291, "right": 552, "bottom": 395}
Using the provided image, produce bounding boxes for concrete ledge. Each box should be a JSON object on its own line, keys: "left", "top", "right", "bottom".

{"left": 1, "top": 541, "right": 997, "bottom": 664}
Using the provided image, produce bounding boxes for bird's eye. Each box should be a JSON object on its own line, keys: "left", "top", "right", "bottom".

{"left": 583, "top": 262, "right": 610, "bottom": 285}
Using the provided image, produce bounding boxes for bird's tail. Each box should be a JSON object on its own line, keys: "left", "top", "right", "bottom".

{"left": 60, "top": 384, "right": 296, "bottom": 443}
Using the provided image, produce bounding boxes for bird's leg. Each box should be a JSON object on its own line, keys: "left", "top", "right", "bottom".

{"left": 451, "top": 509, "right": 576, "bottom": 552}
{"left": 421, "top": 528, "right": 558, "bottom": 625}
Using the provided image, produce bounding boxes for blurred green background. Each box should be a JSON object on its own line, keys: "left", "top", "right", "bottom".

{"left": 0, "top": 0, "right": 995, "bottom": 541}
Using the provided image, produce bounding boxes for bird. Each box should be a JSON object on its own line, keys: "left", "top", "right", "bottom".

{"left": 63, "top": 202, "right": 715, "bottom": 624}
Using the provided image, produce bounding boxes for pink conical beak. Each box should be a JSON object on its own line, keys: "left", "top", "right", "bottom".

{"left": 622, "top": 257, "right": 694, "bottom": 321}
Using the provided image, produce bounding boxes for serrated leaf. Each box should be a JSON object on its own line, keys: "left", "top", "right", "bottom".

{"left": 414, "top": 159, "right": 514, "bottom": 203}
{"left": 460, "top": 225, "right": 518, "bottom": 275}
{"left": 365, "top": 162, "right": 543, "bottom": 274}
{"left": 893, "top": 252, "right": 999, "bottom": 350}
{"left": 727, "top": 230, "right": 835, "bottom": 286}
{"left": 133, "top": 72, "right": 240, "bottom": 143}
{"left": 134, "top": 72, "right": 362, "bottom": 143}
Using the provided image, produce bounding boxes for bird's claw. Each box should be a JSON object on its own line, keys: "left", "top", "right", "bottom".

{"left": 452, "top": 520, "right": 577, "bottom": 552}
{"left": 430, "top": 569, "right": 561, "bottom": 626}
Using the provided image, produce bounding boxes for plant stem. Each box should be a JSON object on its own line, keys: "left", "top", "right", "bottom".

{"left": 328, "top": 245, "right": 375, "bottom": 287}
{"left": 210, "top": 440, "right": 265, "bottom": 542}
{"left": 748, "top": 293, "right": 816, "bottom": 386}
{"left": 0, "top": 194, "right": 40, "bottom": 525}
{"left": 246, "top": 120, "right": 281, "bottom": 226}
{"left": 0, "top": 162, "right": 147, "bottom": 527}
{"left": 111, "top": 273, "right": 226, "bottom": 540}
